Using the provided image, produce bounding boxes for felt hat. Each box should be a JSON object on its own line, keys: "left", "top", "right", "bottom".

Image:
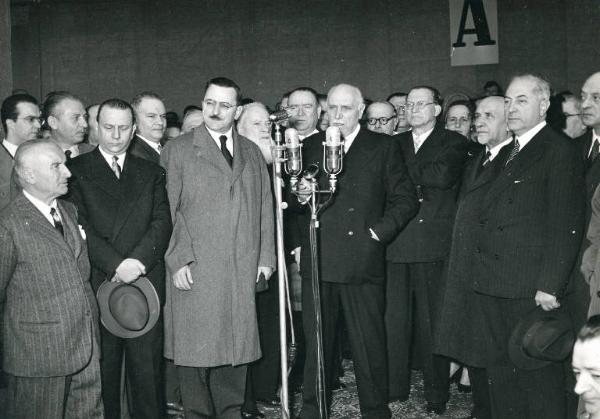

{"left": 508, "top": 306, "right": 575, "bottom": 370}
{"left": 97, "top": 277, "right": 159, "bottom": 339}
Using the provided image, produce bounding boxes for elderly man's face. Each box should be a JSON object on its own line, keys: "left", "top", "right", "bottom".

{"left": 388, "top": 95, "right": 408, "bottom": 131}
{"left": 238, "top": 106, "right": 273, "bottom": 163}
{"left": 406, "top": 88, "right": 439, "bottom": 129}
{"left": 134, "top": 97, "right": 166, "bottom": 143}
{"left": 326, "top": 86, "right": 364, "bottom": 137}
{"left": 8, "top": 102, "right": 41, "bottom": 144}
{"left": 24, "top": 143, "right": 71, "bottom": 200}
{"left": 49, "top": 98, "right": 88, "bottom": 146}
{"left": 573, "top": 338, "right": 600, "bottom": 418}
{"left": 563, "top": 97, "right": 586, "bottom": 139}
{"left": 505, "top": 77, "right": 548, "bottom": 137}
{"left": 288, "top": 91, "right": 320, "bottom": 136}
{"left": 445, "top": 104, "right": 472, "bottom": 138}
{"left": 181, "top": 110, "right": 204, "bottom": 133}
{"left": 581, "top": 74, "right": 600, "bottom": 131}
{"left": 474, "top": 97, "right": 508, "bottom": 147}
{"left": 203, "top": 84, "right": 241, "bottom": 134}
{"left": 365, "top": 102, "right": 396, "bottom": 135}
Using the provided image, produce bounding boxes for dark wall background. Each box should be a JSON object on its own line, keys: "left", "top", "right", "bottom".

{"left": 9, "top": 0, "right": 600, "bottom": 114}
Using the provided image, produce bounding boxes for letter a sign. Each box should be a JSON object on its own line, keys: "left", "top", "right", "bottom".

{"left": 450, "top": 0, "right": 499, "bottom": 66}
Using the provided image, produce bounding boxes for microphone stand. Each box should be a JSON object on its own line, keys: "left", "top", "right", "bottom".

{"left": 287, "top": 138, "right": 343, "bottom": 419}
{"left": 270, "top": 122, "right": 292, "bottom": 419}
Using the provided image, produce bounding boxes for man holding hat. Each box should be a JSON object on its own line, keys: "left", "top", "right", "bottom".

{"left": 68, "top": 98, "right": 172, "bottom": 419}
{"left": 0, "top": 139, "right": 103, "bottom": 418}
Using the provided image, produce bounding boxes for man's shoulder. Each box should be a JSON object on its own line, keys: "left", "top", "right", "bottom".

{"left": 127, "top": 152, "right": 165, "bottom": 174}
{"left": 69, "top": 147, "right": 97, "bottom": 171}
{"left": 0, "top": 193, "right": 28, "bottom": 225}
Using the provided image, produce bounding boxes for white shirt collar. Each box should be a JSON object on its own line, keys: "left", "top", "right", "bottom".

{"left": 487, "top": 136, "right": 514, "bottom": 161}
{"left": 590, "top": 130, "right": 600, "bottom": 156}
{"left": 299, "top": 128, "right": 319, "bottom": 141}
{"left": 137, "top": 134, "right": 162, "bottom": 154}
{"left": 98, "top": 146, "right": 126, "bottom": 170}
{"left": 205, "top": 126, "right": 234, "bottom": 156}
{"left": 343, "top": 124, "right": 361, "bottom": 152}
{"left": 23, "top": 190, "right": 59, "bottom": 225}
{"left": 2, "top": 139, "right": 18, "bottom": 157}
{"left": 412, "top": 126, "right": 435, "bottom": 152}
{"left": 514, "top": 120, "right": 546, "bottom": 150}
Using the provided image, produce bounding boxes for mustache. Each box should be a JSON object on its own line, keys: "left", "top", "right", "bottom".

{"left": 209, "top": 115, "right": 224, "bottom": 121}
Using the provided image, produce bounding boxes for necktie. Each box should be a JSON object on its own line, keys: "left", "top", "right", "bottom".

{"left": 505, "top": 139, "right": 520, "bottom": 166}
{"left": 219, "top": 135, "right": 233, "bottom": 168}
{"left": 111, "top": 155, "right": 121, "bottom": 179}
{"left": 482, "top": 151, "right": 492, "bottom": 167}
{"left": 50, "top": 207, "right": 64, "bottom": 236}
{"left": 157, "top": 144, "right": 163, "bottom": 154}
{"left": 65, "top": 150, "right": 72, "bottom": 161}
{"left": 589, "top": 140, "right": 600, "bottom": 165}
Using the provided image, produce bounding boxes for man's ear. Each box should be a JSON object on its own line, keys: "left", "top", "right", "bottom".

{"left": 47, "top": 115, "right": 58, "bottom": 130}
{"left": 358, "top": 103, "right": 366, "bottom": 119}
{"left": 234, "top": 106, "right": 243, "bottom": 121}
{"left": 434, "top": 104, "right": 442, "bottom": 117}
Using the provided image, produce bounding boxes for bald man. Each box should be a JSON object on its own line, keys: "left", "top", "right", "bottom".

{"left": 435, "top": 96, "right": 512, "bottom": 419}
{"left": 0, "top": 140, "right": 103, "bottom": 418}
{"left": 365, "top": 101, "right": 397, "bottom": 135}
{"left": 294, "top": 83, "right": 418, "bottom": 419}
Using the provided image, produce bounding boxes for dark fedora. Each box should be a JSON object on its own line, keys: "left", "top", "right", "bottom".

{"left": 508, "top": 306, "right": 575, "bottom": 370}
{"left": 97, "top": 277, "right": 160, "bottom": 339}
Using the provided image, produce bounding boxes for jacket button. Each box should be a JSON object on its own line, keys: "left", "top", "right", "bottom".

{"left": 348, "top": 231, "right": 354, "bottom": 236}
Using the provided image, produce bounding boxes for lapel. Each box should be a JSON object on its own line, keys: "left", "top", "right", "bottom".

{"left": 134, "top": 135, "right": 160, "bottom": 161}
{"left": 342, "top": 128, "right": 380, "bottom": 177}
{"left": 462, "top": 142, "right": 512, "bottom": 196}
{"left": 192, "top": 125, "right": 247, "bottom": 185}
{"left": 17, "top": 194, "right": 72, "bottom": 254}
{"left": 87, "top": 148, "right": 121, "bottom": 200}
{"left": 110, "top": 154, "right": 146, "bottom": 241}
{"left": 414, "top": 126, "right": 442, "bottom": 159}
{"left": 0, "top": 143, "right": 13, "bottom": 179}
{"left": 580, "top": 130, "right": 593, "bottom": 161}
{"left": 482, "top": 128, "right": 548, "bottom": 210}
{"left": 57, "top": 199, "right": 82, "bottom": 258}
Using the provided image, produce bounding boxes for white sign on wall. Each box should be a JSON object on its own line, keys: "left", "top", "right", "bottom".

{"left": 449, "top": 0, "right": 499, "bottom": 66}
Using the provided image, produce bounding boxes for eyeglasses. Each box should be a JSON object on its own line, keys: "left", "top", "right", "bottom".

{"left": 18, "top": 116, "right": 42, "bottom": 124}
{"left": 405, "top": 101, "right": 434, "bottom": 111}
{"left": 366, "top": 115, "right": 396, "bottom": 126}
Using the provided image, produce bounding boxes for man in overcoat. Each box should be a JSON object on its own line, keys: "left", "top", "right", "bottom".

{"left": 160, "top": 77, "right": 275, "bottom": 419}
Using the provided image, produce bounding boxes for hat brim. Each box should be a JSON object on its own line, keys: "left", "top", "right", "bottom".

{"left": 97, "top": 277, "right": 160, "bottom": 339}
{"left": 508, "top": 306, "right": 573, "bottom": 370}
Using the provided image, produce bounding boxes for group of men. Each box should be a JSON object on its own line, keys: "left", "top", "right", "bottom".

{"left": 1, "top": 70, "right": 600, "bottom": 419}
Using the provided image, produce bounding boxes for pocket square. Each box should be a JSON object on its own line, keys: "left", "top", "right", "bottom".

{"left": 78, "top": 224, "right": 86, "bottom": 240}
{"left": 514, "top": 180, "right": 522, "bottom": 184}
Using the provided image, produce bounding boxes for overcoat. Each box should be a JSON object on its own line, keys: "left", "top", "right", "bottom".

{"left": 161, "top": 125, "right": 275, "bottom": 367}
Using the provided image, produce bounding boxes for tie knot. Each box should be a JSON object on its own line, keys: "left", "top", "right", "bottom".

{"left": 65, "top": 150, "right": 72, "bottom": 159}
{"left": 112, "top": 155, "right": 118, "bottom": 163}
{"left": 219, "top": 135, "right": 228, "bottom": 147}
{"left": 50, "top": 207, "right": 57, "bottom": 217}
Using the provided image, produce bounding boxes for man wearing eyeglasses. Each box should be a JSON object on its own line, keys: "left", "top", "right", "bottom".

{"left": 365, "top": 101, "right": 397, "bottom": 136}
{"left": 161, "top": 77, "right": 275, "bottom": 419}
{"left": 385, "top": 85, "right": 468, "bottom": 414}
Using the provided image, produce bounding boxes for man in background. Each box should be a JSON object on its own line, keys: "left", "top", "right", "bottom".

{"left": 130, "top": 92, "right": 167, "bottom": 164}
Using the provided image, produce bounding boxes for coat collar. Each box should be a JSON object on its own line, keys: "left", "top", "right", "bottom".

{"left": 461, "top": 142, "right": 512, "bottom": 196}
{"left": 192, "top": 125, "right": 247, "bottom": 185}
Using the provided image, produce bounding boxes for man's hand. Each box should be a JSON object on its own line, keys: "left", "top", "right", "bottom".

{"left": 173, "top": 265, "right": 193, "bottom": 291}
{"left": 296, "top": 178, "right": 312, "bottom": 204}
{"left": 114, "top": 258, "right": 146, "bottom": 283}
{"left": 535, "top": 290, "right": 560, "bottom": 311}
{"left": 257, "top": 266, "right": 274, "bottom": 283}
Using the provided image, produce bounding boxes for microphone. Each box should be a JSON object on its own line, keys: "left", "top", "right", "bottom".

{"left": 323, "top": 126, "right": 343, "bottom": 175}
{"left": 285, "top": 128, "right": 302, "bottom": 176}
{"left": 269, "top": 109, "right": 289, "bottom": 123}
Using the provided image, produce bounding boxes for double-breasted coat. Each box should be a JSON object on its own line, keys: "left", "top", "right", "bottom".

{"left": 161, "top": 125, "right": 275, "bottom": 367}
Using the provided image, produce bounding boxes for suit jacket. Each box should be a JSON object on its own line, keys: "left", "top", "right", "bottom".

{"left": 0, "top": 144, "right": 18, "bottom": 210}
{"left": 129, "top": 135, "right": 160, "bottom": 165}
{"left": 436, "top": 143, "right": 511, "bottom": 367}
{"left": 67, "top": 149, "right": 172, "bottom": 303}
{"left": 575, "top": 129, "right": 598, "bottom": 211}
{"left": 293, "top": 128, "right": 418, "bottom": 284}
{"left": 0, "top": 194, "right": 97, "bottom": 377}
{"left": 77, "top": 142, "right": 96, "bottom": 155}
{"left": 472, "top": 125, "right": 585, "bottom": 298}
{"left": 161, "top": 124, "right": 275, "bottom": 367}
{"left": 386, "top": 126, "right": 468, "bottom": 263}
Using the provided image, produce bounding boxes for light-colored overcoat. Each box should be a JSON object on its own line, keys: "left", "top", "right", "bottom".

{"left": 161, "top": 125, "right": 275, "bottom": 367}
